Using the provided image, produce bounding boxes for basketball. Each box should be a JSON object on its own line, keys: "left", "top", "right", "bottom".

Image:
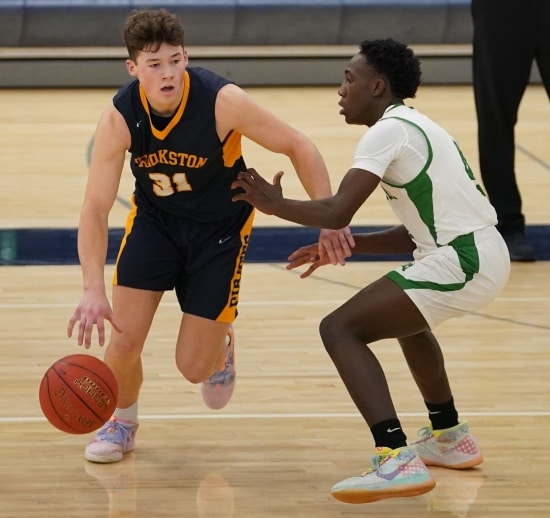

{"left": 39, "top": 354, "right": 118, "bottom": 434}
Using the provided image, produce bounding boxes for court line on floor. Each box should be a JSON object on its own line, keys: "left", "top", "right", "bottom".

{"left": 2, "top": 295, "right": 549, "bottom": 310}
{"left": 517, "top": 143, "right": 550, "bottom": 172}
{"left": 2, "top": 410, "right": 550, "bottom": 424}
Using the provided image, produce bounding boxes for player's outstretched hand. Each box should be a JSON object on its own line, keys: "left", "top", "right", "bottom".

{"left": 287, "top": 243, "right": 332, "bottom": 279}
{"left": 232, "top": 168, "right": 284, "bottom": 214}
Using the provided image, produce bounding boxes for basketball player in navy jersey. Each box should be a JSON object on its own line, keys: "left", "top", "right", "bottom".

{"left": 67, "top": 7, "right": 353, "bottom": 464}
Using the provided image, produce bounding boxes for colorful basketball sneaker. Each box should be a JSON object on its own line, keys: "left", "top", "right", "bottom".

{"left": 411, "top": 421, "right": 483, "bottom": 469}
{"left": 331, "top": 446, "right": 436, "bottom": 504}
{"left": 201, "top": 326, "right": 236, "bottom": 410}
{"left": 85, "top": 417, "right": 139, "bottom": 464}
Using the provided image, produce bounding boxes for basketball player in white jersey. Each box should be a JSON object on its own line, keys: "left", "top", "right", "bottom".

{"left": 232, "top": 38, "right": 510, "bottom": 504}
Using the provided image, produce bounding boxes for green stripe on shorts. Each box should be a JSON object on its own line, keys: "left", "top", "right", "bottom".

{"left": 385, "top": 232, "right": 480, "bottom": 292}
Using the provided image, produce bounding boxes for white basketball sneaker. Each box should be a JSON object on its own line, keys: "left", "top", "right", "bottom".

{"left": 410, "top": 421, "right": 484, "bottom": 469}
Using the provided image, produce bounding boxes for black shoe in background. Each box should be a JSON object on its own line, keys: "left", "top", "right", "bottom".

{"left": 502, "top": 233, "right": 536, "bottom": 262}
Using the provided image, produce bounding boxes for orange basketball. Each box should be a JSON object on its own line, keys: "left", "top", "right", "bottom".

{"left": 39, "top": 354, "right": 118, "bottom": 434}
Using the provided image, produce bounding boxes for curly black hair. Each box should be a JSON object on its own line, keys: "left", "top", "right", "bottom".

{"left": 359, "top": 38, "right": 421, "bottom": 99}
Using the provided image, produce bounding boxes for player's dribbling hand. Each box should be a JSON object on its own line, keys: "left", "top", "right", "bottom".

{"left": 67, "top": 292, "right": 122, "bottom": 348}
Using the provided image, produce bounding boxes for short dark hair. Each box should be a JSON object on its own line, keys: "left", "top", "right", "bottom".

{"left": 124, "top": 8, "right": 185, "bottom": 61}
{"left": 358, "top": 39, "right": 421, "bottom": 99}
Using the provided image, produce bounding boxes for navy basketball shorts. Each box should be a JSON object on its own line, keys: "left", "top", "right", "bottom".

{"left": 114, "top": 196, "right": 255, "bottom": 323}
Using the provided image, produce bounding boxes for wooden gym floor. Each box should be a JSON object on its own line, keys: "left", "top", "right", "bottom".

{"left": 1, "top": 84, "right": 550, "bottom": 517}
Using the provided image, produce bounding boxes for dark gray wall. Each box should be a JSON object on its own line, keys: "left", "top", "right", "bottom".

{"left": 0, "top": 1, "right": 487, "bottom": 87}
{"left": 0, "top": 1, "right": 473, "bottom": 47}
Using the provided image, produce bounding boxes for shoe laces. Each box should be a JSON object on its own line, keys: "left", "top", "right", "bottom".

{"left": 416, "top": 426, "right": 434, "bottom": 439}
{"left": 207, "top": 354, "right": 234, "bottom": 385}
{"left": 361, "top": 447, "right": 395, "bottom": 476}
{"left": 96, "top": 419, "right": 134, "bottom": 444}
{"left": 206, "top": 334, "right": 234, "bottom": 386}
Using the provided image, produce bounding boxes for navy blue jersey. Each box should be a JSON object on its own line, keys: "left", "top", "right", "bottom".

{"left": 113, "top": 67, "right": 249, "bottom": 222}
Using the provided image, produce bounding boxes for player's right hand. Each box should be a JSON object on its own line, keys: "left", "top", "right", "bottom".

{"left": 67, "top": 292, "right": 122, "bottom": 348}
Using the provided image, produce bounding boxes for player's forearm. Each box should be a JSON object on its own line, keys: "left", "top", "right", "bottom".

{"left": 77, "top": 208, "right": 110, "bottom": 293}
{"left": 271, "top": 197, "right": 351, "bottom": 229}
{"left": 289, "top": 139, "right": 333, "bottom": 200}
{"left": 351, "top": 226, "right": 416, "bottom": 255}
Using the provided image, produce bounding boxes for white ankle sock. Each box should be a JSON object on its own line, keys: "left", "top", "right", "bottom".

{"left": 114, "top": 402, "right": 138, "bottom": 423}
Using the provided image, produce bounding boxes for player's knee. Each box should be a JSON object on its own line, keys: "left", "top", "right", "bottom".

{"left": 320, "top": 311, "right": 372, "bottom": 354}
{"left": 108, "top": 335, "right": 143, "bottom": 360}
{"left": 319, "top": 313, "right": 347, "bottom": 354}
{"left": 175, "top": 355, "right": 215, "bottom": 384}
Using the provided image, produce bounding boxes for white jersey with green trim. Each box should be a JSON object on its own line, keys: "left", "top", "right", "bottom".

{"left": 351, "top": 103, "right": 497, "bottom": 251}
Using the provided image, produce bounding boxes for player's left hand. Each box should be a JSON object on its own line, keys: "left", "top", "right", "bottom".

{"left": 232, "top": 168, "right": 284, "bottom": 214}
{"left": 287, "top": 242, "right": 329, "bottom": 278}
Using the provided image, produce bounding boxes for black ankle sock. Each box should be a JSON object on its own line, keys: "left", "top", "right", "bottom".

{"left": 426, "top": 398, "right": 459, "bottom": 430}
{"left": 370, "top": 419, "right": 407, "bottom": 450}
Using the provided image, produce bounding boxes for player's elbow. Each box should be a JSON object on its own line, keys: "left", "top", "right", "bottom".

{"left": 322, "top": 208, "right": 352, "bottom": 229}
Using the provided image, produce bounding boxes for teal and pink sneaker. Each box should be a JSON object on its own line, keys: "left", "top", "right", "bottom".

{"left": 331, "top": 446, "right": 436, "bottom": 504}
{"left": 411, "top": 421, "right": 484, "bottom": 469}
{"left": 201, "top": 326, "right": 236, "bottom": 410}
{"left": 85, "top": 417, "right": 138, "bottom": 464}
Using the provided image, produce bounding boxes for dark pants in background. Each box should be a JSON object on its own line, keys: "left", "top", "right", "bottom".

{"left": 472, "top": 0, "right": 550, "bottom": 238}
